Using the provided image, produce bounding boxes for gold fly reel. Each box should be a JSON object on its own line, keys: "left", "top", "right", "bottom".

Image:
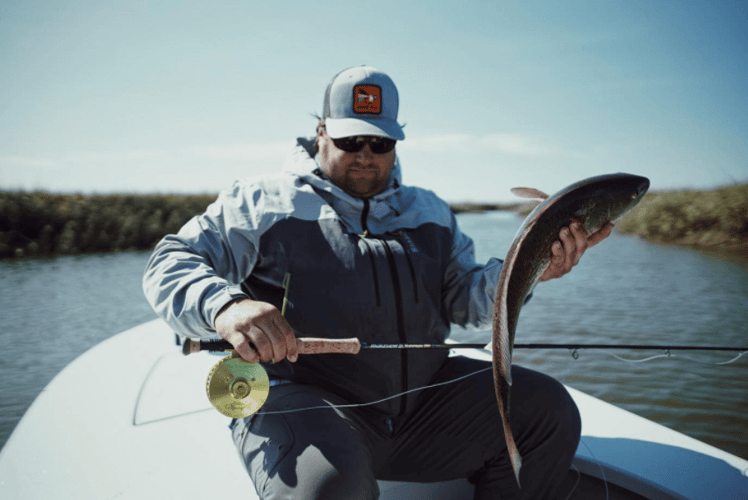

{"left": 206, "top": 355, "right": 270, "bottom": 418}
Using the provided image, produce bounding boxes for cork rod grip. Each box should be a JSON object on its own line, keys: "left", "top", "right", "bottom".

{"left": 182, "top": 337, "right": 362, "bottom": 355}
{"left": 296, "top": 337, "right": 361, "bottom": 355}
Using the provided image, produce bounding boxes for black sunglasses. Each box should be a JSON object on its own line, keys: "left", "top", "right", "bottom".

{"left": 332, "top": 135, "right": 397, "bottom": 154}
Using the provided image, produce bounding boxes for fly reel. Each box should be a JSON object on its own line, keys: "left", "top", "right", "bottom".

{"left": 206, "top": 354, "right": 270, "bottom": 418}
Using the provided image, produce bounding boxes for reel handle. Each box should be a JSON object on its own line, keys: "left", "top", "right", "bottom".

{"left": 183, "top": 337, "right": 361, "bottom": 356}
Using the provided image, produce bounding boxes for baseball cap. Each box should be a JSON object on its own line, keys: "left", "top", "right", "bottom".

{"left": 322, "top": 66, "right": 405, "bottom": 141}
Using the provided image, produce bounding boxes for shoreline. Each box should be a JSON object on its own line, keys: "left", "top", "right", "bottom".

{"left": 614, "top": 183, "right": 748, "bottom": 259}
{"left": 2, "top": 186, "right": 746, "bottom": 260}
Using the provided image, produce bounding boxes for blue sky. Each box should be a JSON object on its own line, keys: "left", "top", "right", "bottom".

{"left": 1, "top": 0, "right": 746, "bottom": 202}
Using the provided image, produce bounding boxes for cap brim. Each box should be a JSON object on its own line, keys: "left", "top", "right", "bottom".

{"left": 325, "top": 118, "right": 405, "bottom": 141}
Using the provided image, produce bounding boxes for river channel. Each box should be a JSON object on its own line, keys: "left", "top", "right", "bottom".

{"left": 1, "top": 211, "right": 746, "bottom": 458}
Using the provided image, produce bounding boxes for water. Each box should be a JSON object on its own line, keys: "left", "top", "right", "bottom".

{"left": 1, "top": 212, "right": 747, "bottom": 459}
{"left": 0, "top": 251, "right": 157, "bottom": 450}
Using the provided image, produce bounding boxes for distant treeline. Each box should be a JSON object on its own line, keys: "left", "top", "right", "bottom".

{"left": 2, "top": 184, "right": 747, "bottom": 260}
{"left": 0, "top": 191, "right": 216, "bottom": 259}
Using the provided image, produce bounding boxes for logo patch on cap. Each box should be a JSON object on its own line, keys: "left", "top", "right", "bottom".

{"left": 353, "top": 85, "right": 381, "bottom": 114}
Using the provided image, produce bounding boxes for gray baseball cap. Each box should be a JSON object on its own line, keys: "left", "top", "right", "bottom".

{"left": 322, "top": 66, "right": 405, "bottom": 141}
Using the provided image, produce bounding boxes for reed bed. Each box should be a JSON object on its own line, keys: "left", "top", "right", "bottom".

{"left": 615, "top": 183, "right": 748, "bottom": 254}
{"left": 2, "top": 184, "right": 746, "bottom": 259}
{"left": 0, "top": 191, "right": 215, "bottom": 259}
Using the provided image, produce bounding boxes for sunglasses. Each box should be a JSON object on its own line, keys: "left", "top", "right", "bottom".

{"left": 332, "top": 135, "right": 397, "bottom": 154}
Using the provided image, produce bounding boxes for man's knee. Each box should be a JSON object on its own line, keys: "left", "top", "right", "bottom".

{"left": 291, "top": 450, "right": 379, "bottom": 500}
{"left": 511, "top": 366, "right": 581, "bottom": 455}
{"left": 232, "top": 392, "right": 379, "bottom": 500}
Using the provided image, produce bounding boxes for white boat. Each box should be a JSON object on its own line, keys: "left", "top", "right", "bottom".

{"left": 0, "top": 319, "right": 746, "bottom": 499}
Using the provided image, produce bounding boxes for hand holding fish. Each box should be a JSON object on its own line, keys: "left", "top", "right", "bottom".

{"left": 538, "top": 221, "right": 615, "bottom": 282}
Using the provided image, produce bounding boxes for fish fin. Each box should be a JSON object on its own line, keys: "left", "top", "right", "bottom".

{"left": 511, "top": 187, "right": 549, "bottom": 200}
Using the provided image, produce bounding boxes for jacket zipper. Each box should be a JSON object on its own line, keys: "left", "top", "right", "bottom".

{"left": 360, "top": 199, "right": 370, "bottom": 237}
{"left": 359, "top": 200, "right": 381, "bottom": 306}
{"left": 361, "top": 199, "right": 409, "bottom": 415}
{"left": 360, "top": 239, "right": 382, "bottom": 307}
{"left": 382, "top": 239, "right": 409, "bottom": 416}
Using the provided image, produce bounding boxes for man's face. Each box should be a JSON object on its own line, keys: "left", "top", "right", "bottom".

{"left": 316, "top": 128, "right": 396, "bottom": 199}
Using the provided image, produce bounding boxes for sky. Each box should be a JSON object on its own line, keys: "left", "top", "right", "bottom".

{"left": 1, "top": 0, "right": 746, "bottom": 203}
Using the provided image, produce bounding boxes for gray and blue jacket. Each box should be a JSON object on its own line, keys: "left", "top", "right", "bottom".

{"left": 143, "top": 137, "right": 503, "bottom": 416}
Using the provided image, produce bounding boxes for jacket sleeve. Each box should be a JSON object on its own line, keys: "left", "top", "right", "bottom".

{"left": 441, "top": 210, "right": 504, "bottom": 329}
{"left": 142, "top": 180, "right": 262, "bottom": 338}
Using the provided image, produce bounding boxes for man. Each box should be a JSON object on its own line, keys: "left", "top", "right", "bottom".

{"left": 143, "top": 66, "right": 612, "bottom": 500}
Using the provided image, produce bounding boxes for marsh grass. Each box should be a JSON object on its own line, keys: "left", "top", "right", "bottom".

{"left": 0, "top": 191, "right": 216, "bottom": 259}
{"left": 2, "top": 184, "right": 746, "bottom": 259}
{"left": 615, "top": 184, "right": 748, "bottom": 255}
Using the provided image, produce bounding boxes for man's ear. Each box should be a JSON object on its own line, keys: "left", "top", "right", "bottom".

{"left": 313, "top": 121, "right": 325, "bottom": 152}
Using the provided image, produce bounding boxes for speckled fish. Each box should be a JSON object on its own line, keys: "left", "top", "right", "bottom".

{"left": 492, "top": 173, "right": 650, "bottom": 486}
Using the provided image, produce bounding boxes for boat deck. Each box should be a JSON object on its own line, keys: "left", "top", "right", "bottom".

{"left": 1, "top": 319, "right": 746, "bottom": 499}
{"left": 565, "top": 469, "right": 649, "bottom": 500}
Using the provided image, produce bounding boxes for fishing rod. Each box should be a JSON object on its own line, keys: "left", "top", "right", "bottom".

{"left": 183, "top": 337, "right": 748, "bottom": 356}
{"left": 195, "top": 333, "right": 747, "bottom": 419}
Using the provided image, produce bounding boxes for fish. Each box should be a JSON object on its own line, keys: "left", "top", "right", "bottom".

{"left": 491, "top": 173, "right": 650, "bottom": 487}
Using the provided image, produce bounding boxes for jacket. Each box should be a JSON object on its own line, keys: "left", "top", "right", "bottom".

{"left": 142, "top": 137, "right": 503, "bottom": 416}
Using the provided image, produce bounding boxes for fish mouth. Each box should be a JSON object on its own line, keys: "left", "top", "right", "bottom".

{"left": 637, "top": 176, "right": 650, "bottom": 194}
{"left": 632, "top": 177, "right": 650, "bottom": 201}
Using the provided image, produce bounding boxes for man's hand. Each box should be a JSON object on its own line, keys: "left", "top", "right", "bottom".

{"left": 538, "top": 221, "right": 614, "bottom": 282}
{"left": 215, "top": 298, "right": 299, "bottom": 363}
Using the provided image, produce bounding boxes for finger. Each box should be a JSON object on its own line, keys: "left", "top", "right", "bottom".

{"left": 550, "top": 240, "right": 564, "bottom": 269}
{"left": 225, "top": 331, "right": 260, "bottom": 363}
{"left": 569, "top": 222, "right": 588, "bottom": 266}
{"left": 255, "top": 313, "right": 294, "bottom": 363}
{"left": 588, "top": 223, "right": 614, "bottom": 248}
{"left": 539, "top": 241, "right": 564, "bottom": 282}
{"left": 558, "top": 226, "right": 576, "bottom": 272}
{"left": 274, "top": 316, "right": 298, "bottom": 362}
{"left": 247, "top": 326, "right": 278, "bottom": 363}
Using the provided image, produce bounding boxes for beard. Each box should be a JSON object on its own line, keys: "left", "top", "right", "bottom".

{"left": 340, "top": 161, "right": 395, "bottom": 198}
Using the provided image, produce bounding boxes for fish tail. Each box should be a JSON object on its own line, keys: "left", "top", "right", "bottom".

{"left": 495, "top": 376, "right": 523, "bottom": 487}
{"left": 505, "top": 429, "right": 522, "bottom": 488}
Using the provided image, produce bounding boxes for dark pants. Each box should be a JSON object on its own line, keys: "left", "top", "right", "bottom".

{"left": 231, "top": 357, "right": 581, "bottom": 500}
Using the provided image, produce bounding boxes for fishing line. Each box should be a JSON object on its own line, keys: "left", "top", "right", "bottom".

{"left": 580, "top": 438, "right": 610, "bottom": 500}
{"left": 241, "top": 348, "right": 746, "bottom": 417}
{"left": 515, "top": 343, "right": 748, "bottom": 352}
{"left": 558, "top": 348, "right": 748, "bottom": 365}
{"left": 562, "top": 463, "right": 581, "bottom": 500}
{"left": 563, "top": 466, "right": 582, "bottom": 500}
{"left": 253, "top": 366, "right": 494, "bottom": 416}
{"left": 595, "top": 351, "right": 670, "bottom": 364}
{"left": 196, "top": 337, "right": 745, "bottom": 418}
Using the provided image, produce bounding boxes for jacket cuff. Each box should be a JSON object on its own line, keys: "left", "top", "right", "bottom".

{"left": 205, "top": 287, "right": 249, "bottom": 329}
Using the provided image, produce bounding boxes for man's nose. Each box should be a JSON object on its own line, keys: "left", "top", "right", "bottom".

{"left": 355, "top": 144, "right": 375, "bottom": 163}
